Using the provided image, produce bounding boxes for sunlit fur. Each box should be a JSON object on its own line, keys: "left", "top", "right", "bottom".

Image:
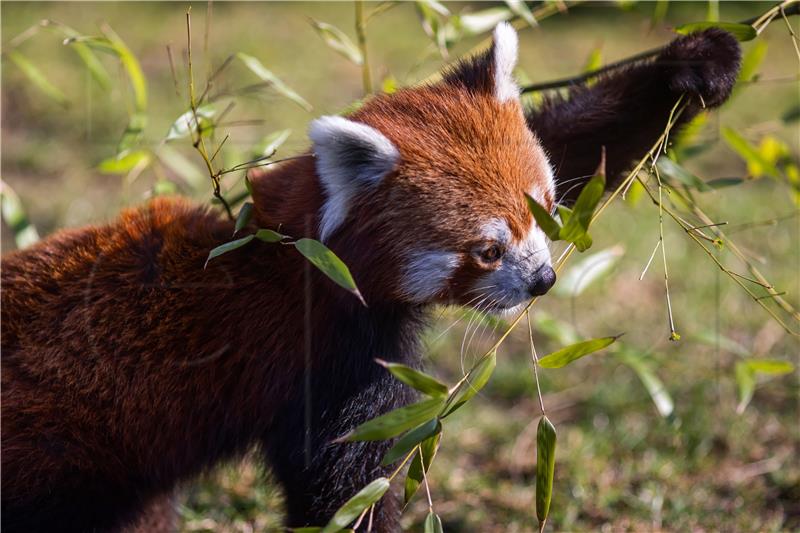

{"left": 1, "top": 26, "right": 739, "bottom": 533}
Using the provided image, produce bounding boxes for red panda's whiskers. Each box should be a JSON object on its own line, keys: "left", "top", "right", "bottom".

{"left": 459, "top": 294, "right": 492, "bottom": 374}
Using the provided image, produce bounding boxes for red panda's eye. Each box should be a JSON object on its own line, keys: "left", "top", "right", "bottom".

{"left": 480, "top": 244, "right": 504, "bottom": 264}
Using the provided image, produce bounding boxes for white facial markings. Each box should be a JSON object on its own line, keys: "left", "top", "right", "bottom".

{"left": 400, "top": 250, "right": 462, "bottom": 303}
{"left": 479, "top": 218, "right": 512, "bottom": 244}
{"left": 309, "top": 115, "right": 400, "bottom": 242}
{"left": 470, "top": 216, "right": 553, "bottom": 314}
{"left": 492, "top": 22, "right": 520, "bottom": 103}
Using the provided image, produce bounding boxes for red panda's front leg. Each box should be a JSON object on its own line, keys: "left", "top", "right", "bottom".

{"left": 526, "top": 29, "right": 741, "bottom": 204}
{"left": 263, "top": 368, "right": 415, "bottom": 531}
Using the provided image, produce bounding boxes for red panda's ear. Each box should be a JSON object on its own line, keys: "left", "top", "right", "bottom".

{"left": 309, "top": 116, "right": 399, "bottom": 242}
{"left": 441, "top": 22, "right": 519, "bottom": 103}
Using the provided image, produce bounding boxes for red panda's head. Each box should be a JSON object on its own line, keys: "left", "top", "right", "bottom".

{"left": 309, "top": 24, "right": 556, "bottom": 314}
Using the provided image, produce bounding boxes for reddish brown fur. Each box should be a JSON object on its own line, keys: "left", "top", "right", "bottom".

{"left": 1, "top": 28, "right": 740, "bottom": 532}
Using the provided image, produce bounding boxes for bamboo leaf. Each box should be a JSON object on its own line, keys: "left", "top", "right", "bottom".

{"left": 722, "top": 127, "right": 780, "bottom": 178}
{"left": 738, "top": 40, "right": 768, "bottom": 84}
{"left": 505, "top": 0, "right": 538, "bottom": 27}
{"left": 343, "top": 397, "right": 446, "bottom": 442}
{"left": 233, "top": 202, "right": 254, "bottom": 235}
{"left": 459, "top": 7, "right": 513, "bottom": 36}
{"left": 309, "top": 19, "right": 363, "bottom": 65}
{"left": 6, "top": 51, "right": 68, "bottom": 106}
{"left": 536, "top": 415, "right": 557, "bottom": 529}
{"left": 656, "top": 157, "right": 712, "bottom": 192}
{"left": 204, "top": 235, "right": 255, "bottom": 268}
{"left": 525, "top": 194, "right": 561, "bottom": 241}
{"left": 442, "top": 350, "right": 497, "bottom": 417}
{"left": 381, "top": 418, "right": 441, "bottom": 466}
{"left": 165, "top": 105, "right": 216, "bottom": 141}
{"left": 57, "top": 24, "right": 112, "bottom": 89}
{"left": 405, "top": 433, "right": 440, "bottom": 504}
{"left": 255, "top": 229, "right": 286, "bottom": 243}
{"left": 424, "top": 512, "right": 444, "bottom": 533}
{"left": 554, "top": 245, "right": 624, "bottom": 297}
{"left": 237, "top": 52, "right": 312, "bottom": 111}
{"left": 558, "top": 174, "right": 605, "bottom": 251}
{"left": 745, "top": 359, "right": 794, "bottom": 375}
{"left": 376, "top": 360, "right": 449, "bottom": 397}
{"left": 294, "top": 238, "right": 365, "bottom": 305}
{"left": 0, "top": 181, "right": 40, "bottom": 249}
{"left": 255, "top": 129, "right": 291, "bottom": 158}
{"left": 321, "top": 478, "right": 390, "bottom": 533}
{"left": 118, "top": 112, "right": 148, "bottom": 153}
{"left": 616, "top": 350, "right": 674, "bottom": 417}
{"left": 675, "top": 22, "right": 757, "bottom": 42}
{"left": 537, "top": 336, "right": 620, "bottom": 368}
{"left": 97, "top": 150, "right": 151, "bottom": 175}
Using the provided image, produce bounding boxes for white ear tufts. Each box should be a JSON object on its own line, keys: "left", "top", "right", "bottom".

{"left": 309, "top": 115, "right": 399, "bottom": 242}
{"left": 492, "top": 22, "right": 519, "bottom": 103}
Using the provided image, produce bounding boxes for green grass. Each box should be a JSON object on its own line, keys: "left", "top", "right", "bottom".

{"left": 2, "top": 2, "right": 799, "bottom": 531}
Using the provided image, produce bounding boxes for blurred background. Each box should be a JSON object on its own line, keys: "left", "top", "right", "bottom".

{"left": 2, "top": 1, "right": 799, "bottom": 531}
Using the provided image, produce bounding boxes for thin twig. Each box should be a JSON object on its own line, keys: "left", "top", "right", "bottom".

{"left": 354, "top": 0, "right": 372, "bottom": 95}
{"left": 526, "top": 311, "right": 547, "bottom": 415}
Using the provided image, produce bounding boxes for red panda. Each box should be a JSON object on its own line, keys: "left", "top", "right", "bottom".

{"left": 1, "top": 24, "right": 739, "bottom": 532}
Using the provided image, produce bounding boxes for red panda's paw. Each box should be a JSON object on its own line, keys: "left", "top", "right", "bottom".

{"left": 659, "top": 28, "right": 742, "bottom": 108}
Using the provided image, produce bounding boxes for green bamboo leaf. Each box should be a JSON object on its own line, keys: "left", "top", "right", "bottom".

{"left": 656, "top": 157, "right": 712, "bottom": 192}
{"left": 376, "top": 359, "right": 449, "bottom": 397}
{"left": 294, "top": 238, "right": 365, "bottom": 305}
{"left": 56, "top": 23, "right": 111, "bottom": 89}
{"left": 321, "top": 477, "right": 390, "bottom": 533}
{"left": 405, "top": 433, "right": 440, "bottom": 504}
{"left": 0, "top": 181, "right": 40, "bottom": 249}
{"left": 616, "top": 350, "right": 674, "bottom": 417}
{"left": 233, "top": 202, "right": 254, "bottom": 236}
{"left": 745, "top": 359, "right": 795, "bottom": 374}
{"left": 505, "top": 0, "right": 538, "bottom": 27}
{"left": 237, "top": 52, "right": 312, "bottom": 111}
{"left": 559, "top": 174, "right": 605, "bottom": 251}
{"left": 6, "top": 50, "right": 68, "bottom": 106}
{"left": 536, "top": 415, "right": 557, "bottom": 529}
{"left": 738, "top": 40, "right": 767, "bottom": 84}
{"left": 722, "top": 127, "right": 780, "bottom": 178}
{"left": 255, "top": 229, "right": 286, "bottom": 243}
{"left": 255, "top": 129, "right": 291, "bottom": 158}
{"left": 537, "top": 335, "right": 620, "bottom": 368}
{"left": 675, "top": 22, "right": 757, "bottom": 42}
{"left": 707, "top": 177, "right": 745, "bottom": 189}
{"left": 69, "top": 28, "right": 147, "bottom": 111}
{"left": 459, "top": 7, "right": 513, "bottom": 36}
{"left": 554, "top": 245, "right": 624, "bottom": 297}
{"left": 117, "top": 112, "right": 148, "bottom": 153}
{"left": 309, "top": 19, "right": 363, "bottom": 65}
{"left": 381, "top": 418, "right": 441, "bottom": 466}
{"left": 525, "top": 194, "right": 561, "bottom": 241}
{"left": 165, "top": 105, "right": 217, "bottom": 141}
{"left": 651, "top": 0, "right": 669, "bottom": 27}
{"left": 442, "top": 350, "right": 496, "bottom": 417}
{"left": 343, "top": 397, "right": 446, "bottom": 441}
{"left": 204, "top": 235, "right": 255, "bottom": 268}
{"left": 292, "top": 528, "right": 323, "bottom": 533}
{"left": 582, "top": 47, "right": 603, "bottom": 73}
{"left": 97, "top": 150, "right": 151, "bottom": 175}
{"left": 424, "top": 512, "right": 444, "bottom": 533}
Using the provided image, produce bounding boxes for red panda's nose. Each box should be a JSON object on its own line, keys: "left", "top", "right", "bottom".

{"left": 528, "top": 265, "right": 557, "bottom": 296}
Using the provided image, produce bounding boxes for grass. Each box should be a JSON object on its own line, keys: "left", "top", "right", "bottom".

{"left": 2, "top": 1, "right": 798, "bottom": 531}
